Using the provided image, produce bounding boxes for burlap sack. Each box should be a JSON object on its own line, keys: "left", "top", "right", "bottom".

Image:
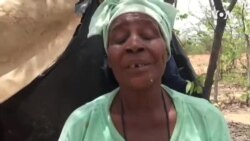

{"left": 0, "top": 0, "right": 79, "bottom": 103}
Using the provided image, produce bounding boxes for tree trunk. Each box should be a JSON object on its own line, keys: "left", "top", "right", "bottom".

{"left": 246, "top": 35, "right": 250, "bottom": 88}
{"left": 214, "top": 27, "right": 224, "bottom": 102}
{"left": 214, "top": 71, "right": 219, "bottom": 102}
{"left": 241, "top": 3, "right": 250, "bottom": 88}
{"left": 203, "top": 0, "right": 237, "bottom": 100}
{"left": 214, "top": 50, "right": 222, "bottom": 103}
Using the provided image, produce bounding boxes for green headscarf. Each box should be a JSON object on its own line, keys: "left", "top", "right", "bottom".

{"left": 88, "top": 0, "right": 177, "bottom": 58}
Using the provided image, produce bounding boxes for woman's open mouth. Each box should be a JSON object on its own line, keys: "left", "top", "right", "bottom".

{"left": 127, "top": 63, "right": 151, "bottom": 72}
{"left": 129, "top": 63, "right": 147, "bottom": 69}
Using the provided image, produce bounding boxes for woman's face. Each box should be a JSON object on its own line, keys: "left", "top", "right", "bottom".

{"left": 107, "top": 13, "right": 168, "bottom": 90}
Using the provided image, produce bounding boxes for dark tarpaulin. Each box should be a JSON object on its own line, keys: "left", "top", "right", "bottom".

{"left": 0, "top": 0, "right": 197, "bottom": 140}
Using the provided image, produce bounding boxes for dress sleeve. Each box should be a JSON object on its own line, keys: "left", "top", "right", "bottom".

{"left": 204, "top": 105, "right": 232, "bottom": 141}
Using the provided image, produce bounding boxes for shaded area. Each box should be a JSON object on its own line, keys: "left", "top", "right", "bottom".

{"left": 0, "top": 1, "right": 111, "bottom": 140}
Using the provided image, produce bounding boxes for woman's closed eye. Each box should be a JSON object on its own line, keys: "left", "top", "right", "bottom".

{"left": 140, "top": 28, "right": 159, "bottom": 41}
{"left": 111, "top": 32, "right": 128, "bottom": 45}
{"left": 141, "top": 33, "right": 155, "bottom": 40}
{"left": 114, "top": 36, "right": 127, "bottom": 44}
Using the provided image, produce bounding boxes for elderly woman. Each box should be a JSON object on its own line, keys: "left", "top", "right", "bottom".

{"left": 59, "top": 0, "right": 231, "bottom": 140}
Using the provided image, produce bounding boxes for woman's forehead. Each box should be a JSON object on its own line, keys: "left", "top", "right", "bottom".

{"left": 109, "top": 12, "right": 160, "bottom": 31}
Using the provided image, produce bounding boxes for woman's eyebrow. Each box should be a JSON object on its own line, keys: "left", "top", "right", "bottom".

{"left": 109, "top": 21, "right": 126, "bottom": 33}
{"left": 110, "top": 18, "right": 158, "bottom": 32}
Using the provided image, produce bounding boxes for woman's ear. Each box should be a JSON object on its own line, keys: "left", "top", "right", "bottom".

{"left": 162, "top": 48, "right": 168, "bottom": 64}
{"left": 107, "top": 55, "right": 112, "bottom": 68}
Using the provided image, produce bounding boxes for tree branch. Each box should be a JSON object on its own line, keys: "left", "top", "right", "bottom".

{"left": 241, "top": 3, "right": 246, "bottom": 34}
{"left": 174, "top": 0, "right": 177, "bottom": 7}
{"left": 165, "top": 0, "right": 175, "bottom": 4}
{"left": 227, "top": 0, "right": 238, "bottom": 12}
{"left": 213, "top": 0, "right": 224, "bottom": 11}
{"left": 209, "top": 0, "right": 214, "bottom": 11}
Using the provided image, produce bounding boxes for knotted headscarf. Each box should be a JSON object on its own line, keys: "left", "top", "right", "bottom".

{"left": 88, "top": 0, "right": 177, "bottom": 59}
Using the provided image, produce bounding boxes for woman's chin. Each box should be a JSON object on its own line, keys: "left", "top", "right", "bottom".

{"left": 126, "top": 77, "right": 155, "bottom": 90}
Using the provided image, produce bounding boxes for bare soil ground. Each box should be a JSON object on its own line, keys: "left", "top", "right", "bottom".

{"left": 189, "top": 54, "right": 250, "bottom": 141}
{"left": 225, "top": 106, "right": 250, "bottom": 141}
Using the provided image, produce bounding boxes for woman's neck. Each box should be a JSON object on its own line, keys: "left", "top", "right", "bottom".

{"left": 116, "top": 84, "right": 168, "bottom": 115}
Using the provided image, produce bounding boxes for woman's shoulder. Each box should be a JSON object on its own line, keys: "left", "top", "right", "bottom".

{"left": 59, "top": 88, "right": 119, "bottom": 141}
{"left": 170, "top": 89, "right": 231, "bottom": 140}
{"left": 163, "top": 85, "right": 221, "bottom": 115}
{"left": 67, "top": 88, "right": 118, "bottom": 122}
{"left": 163, "top": 86, "right": 231, "bottom": 140}
{"left": 181, "top": 94, "right": 223, "bottom": 118}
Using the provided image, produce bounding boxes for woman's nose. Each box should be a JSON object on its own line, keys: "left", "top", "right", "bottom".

{"left": 125, "top": 34, "right": 145, "bottom": 53}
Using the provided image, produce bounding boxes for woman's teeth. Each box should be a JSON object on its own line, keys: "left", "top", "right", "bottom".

{"left": 129, "top": 64, "right": 145, "bottom": 68}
